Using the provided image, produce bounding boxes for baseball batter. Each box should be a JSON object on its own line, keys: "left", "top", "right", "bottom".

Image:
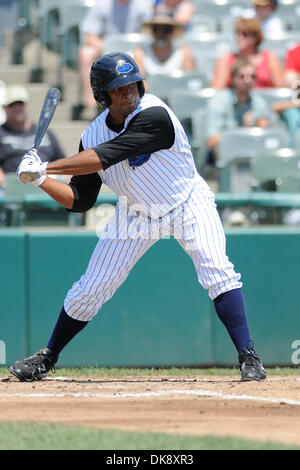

{"left": 11, "top": 52, "right": 266, "bottom": 382}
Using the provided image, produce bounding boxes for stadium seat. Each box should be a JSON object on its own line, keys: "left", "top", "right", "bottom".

{"left": 58, "top": 2, "right": 91, "bottom": 69}
{"left": 169, "top": 88, "right": 215, "bottom": 120}
{"left": 192, "top": 0, "right": 252, "bottom": 31}
{"left": 3, "top": 173, "right": 40, "bottom": 226}
{"left": 295, "top": 129, "right": 300, "bottom": 149}
{"left": 251, "top": 148, "right": 300, "bottom": 192}
{"left": 217, "top": 127, "right": 291, "bottom": 192}
{"left": 180, "top": 32, "right": 234, "bottom": 80}
{"left": 102, "top": 33, "right": 150, "bottom": 56}
{"left": 189, "top": 15, "right": 217, "bottom": 34}
{"left": 262, "top": 33, "right": 299, "bottom": 63}
{"left": 0, "top": 193, "right": 6, "bottom": 227}
{"left": 277, "top": 0, "right": 300, "bottom": 30}
{"left": 28, "top": 0, "right": 90, "bottom": 83}
{"left": 168, "top": 89, "right": 215, "bottom": 170}
{"left": 189, "top": 107, "right": 208, "bottom": 170}
{"left": 255, "top": 87, "right": 293, "bottom": 108}
{"left": 3, "top": 174, "right": 79, "bottom": 227}
{"left": 147, "top": 71, "right": 208, "bottom": 105}
{"left": 16, "top": 0, "right": 40, "bottom": 32}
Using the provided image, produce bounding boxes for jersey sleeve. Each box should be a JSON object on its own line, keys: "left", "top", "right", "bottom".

{"left": 92, "top": 106, "right": 175, "bottom": 170}
{"left": 68, "top": 139, "right": 103, "bottom": 213}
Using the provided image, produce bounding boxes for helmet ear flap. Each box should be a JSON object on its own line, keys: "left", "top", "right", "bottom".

{"left": 138, "top": 81, "right": 145, "bottom": 97}
{"left": 91, "top": 81, "right": 111, "bottom": 108}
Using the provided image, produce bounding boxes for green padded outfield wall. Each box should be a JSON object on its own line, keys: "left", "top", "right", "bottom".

{"left": 1, "top": 228, "right": 300, "bottom": 367}
{"left": 0, "top": 231, "right": 27, "bottom": 365}
{"left": 27, "top": 231, "right": 212, "bottom": 367}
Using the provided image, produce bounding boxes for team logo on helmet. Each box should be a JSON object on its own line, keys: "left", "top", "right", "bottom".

{"left": 116, "top": 59, "right": 134, "bottom": 74}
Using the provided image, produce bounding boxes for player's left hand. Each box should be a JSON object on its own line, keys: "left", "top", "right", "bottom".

{"left": 17, "top": 150, "right": 48, "bottom": 186}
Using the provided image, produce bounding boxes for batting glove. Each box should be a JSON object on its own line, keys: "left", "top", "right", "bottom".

{"left": 17, "top": 150, "right": 48, "bottom": 186}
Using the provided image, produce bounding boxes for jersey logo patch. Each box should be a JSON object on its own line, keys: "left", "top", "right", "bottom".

{"left": 128, "top": 153, "right": 151, "bottom": 167}
{"left": 116, "top": 60, "right": 134, "bottom": 74}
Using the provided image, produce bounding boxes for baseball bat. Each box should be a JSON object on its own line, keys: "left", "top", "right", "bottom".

{"left": 33, "top": 87, "right": 61, "bottom": 150}
{"left": 20, "top": 87, "right": 61, "bottom": 182}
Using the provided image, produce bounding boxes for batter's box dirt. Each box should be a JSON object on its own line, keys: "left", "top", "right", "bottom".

{"left": 1, "top": 374, "right": 300, "bottom": 446}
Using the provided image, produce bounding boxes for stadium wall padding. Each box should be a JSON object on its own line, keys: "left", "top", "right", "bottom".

{"left": 1, "top": 228, "right": 300, "bottom": 367}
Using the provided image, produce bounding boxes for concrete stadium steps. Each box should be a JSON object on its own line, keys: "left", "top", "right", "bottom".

{"left": 24, "top": 83, "right": 80, "bottom": 123}
{"left": 51, "top": 121, "right": 86, "bottom": 155}
{"left": 29, "top": 102, "right": 74, "bottom": 122}
{"left": 0, "top": 65, "right": 80, "bottom": 93}
{"left": 0, "top": 34, "right": 94, "bottom": 156}
{"left": 0, "top": 64, "right": 32, "bottom": 83}
{"left": 0, "top": 47, "right": 9, "bottom": 66}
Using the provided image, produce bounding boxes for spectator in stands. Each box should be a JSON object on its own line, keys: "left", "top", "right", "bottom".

{"left": 79, "top": 0, "right": 153, "bottom": 113}
{"left": 133, "top": 13, "right": 195, "bottom": 80}
{"left": 0, "top": 86, "right": 65, "bottom": 188}
{"left": 154, "top": 0, "right": 194, "bottom": 30}
{"left": 271, "top": 43, "right": 300, "bottom": 146}
{"left": 284, "top": 43, "right": 300, "bottom": 87}
{"left": 211, "top": 17, "right": 285, "bottom": 89}
{"left": 205, "top": 58, "right": 276, "bottom": 166}
{"left": 251, "top": 0, "right": 284, "bottom": 37}
{"left": 272, "top": 100, "right": 300, "bottom": 147}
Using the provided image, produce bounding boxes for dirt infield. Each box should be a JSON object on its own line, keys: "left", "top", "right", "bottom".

{"left": 1, "top": 374, "right": 300, "bottom": 446}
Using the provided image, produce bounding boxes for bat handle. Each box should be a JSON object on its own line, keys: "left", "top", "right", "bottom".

{"left": 27, "top": 147, "right": 42, "bottom": 164}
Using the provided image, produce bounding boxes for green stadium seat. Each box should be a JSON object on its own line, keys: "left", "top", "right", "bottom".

{"left": 168, "top": 88, "right": 215, "bottom": 168}
{"left": 262, "top": 33, "right": 299, "bottom": 63}
{"left": 180, "top": 32, "right": 234, "bottom": 80}
{"left": 3, "top": 174, "right": 82, "bottom": 227}
{"left": 169, "top": 88, "right": 215, "bottom": 120}
{"left": 217, "top": 127, "right": 291, "bottom": 192}
{"left": 189, "top": 15, "right": 217, "bottom": 34}
{"left": 278, "top": 0, "right": 300, "bottom": 30}
{"left": 102, "top": 33, "right": 150, "bottom": 56}
{"left": 251, "top": 148, "right": 300, "bottom": 193}
{"left": 147, "top": 71, "right": 207, "bottom": 105}
{"left": 255, "top": 87, "right": 293, "bottom": 108}
{"left": 0, "top": 193, "right": 6, "bottom": 226}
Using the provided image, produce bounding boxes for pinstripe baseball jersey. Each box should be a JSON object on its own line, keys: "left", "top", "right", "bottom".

{"left": 80, "top": 93, "right": 208, "bottom": 217}
{"left": 64, "top": 91, "right": 243, "bottom": 320}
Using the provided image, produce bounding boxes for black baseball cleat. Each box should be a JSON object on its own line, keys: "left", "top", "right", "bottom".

{"left": 10, "top": 348, "right": 58, "bottom": 382}
{"left": 238, "top": 343, "right": 266, "bottom": 381}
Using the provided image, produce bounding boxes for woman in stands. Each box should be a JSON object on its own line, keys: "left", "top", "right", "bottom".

{"left": 211, "top": 17, "right": 284, "bottom": 89}
{"left": 133, "top": 13, "right": 195, "bottom": 80}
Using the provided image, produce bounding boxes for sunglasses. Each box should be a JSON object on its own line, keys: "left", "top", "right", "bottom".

{"left": 152, "top": 25, "right": 174, "bottom": 33}
{"left": 237, "top": 73, "right": 256, "bottom": 80}
{"left": 235, "top": 29, "right": 255, "bottom": 37}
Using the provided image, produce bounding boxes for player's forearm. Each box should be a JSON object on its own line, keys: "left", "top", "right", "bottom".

{"left": 39, "top": 177, "right": 75, "bottom": 210}
{"left": 46, "top": 149, "right": 103, "bottom": 175}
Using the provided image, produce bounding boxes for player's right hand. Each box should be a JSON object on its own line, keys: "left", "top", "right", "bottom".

{"left": 17, "top": 151, "right": 48, "bottom": 186}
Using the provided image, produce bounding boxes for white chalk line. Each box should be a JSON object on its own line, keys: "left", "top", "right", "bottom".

{"left": 1, "top": 389, "right": 300, "bottom": 406}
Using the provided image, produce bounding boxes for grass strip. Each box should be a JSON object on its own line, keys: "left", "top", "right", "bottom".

{"left": 0, "top": 422, "right": 298, "bottom": 450}
{"left": 1, "top": 366, "right": 299, "bottom": 378}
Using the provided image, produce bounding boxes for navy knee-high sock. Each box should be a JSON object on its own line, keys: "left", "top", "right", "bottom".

{"left": 213, "top": 288, "right": 252, "bottom": 353}
{"left": 47, "top": 307, "right": 88, "bottom": 358}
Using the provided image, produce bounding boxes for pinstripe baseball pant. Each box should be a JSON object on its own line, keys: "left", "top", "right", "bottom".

{"left": 64, "top": 185, "right": 242, "bottom": 321}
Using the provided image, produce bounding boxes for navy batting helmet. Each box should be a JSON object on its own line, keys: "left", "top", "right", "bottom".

{"left": 90, "top": 52, "right": 145, "bottom": 108}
